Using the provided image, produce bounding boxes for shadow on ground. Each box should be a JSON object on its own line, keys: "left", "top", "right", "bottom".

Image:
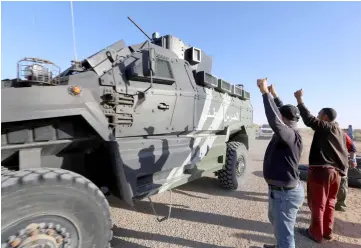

{"left": 111, "top": 226, "right": 233, "bottom": 248}
{"left": 233, "top": 232, "right": 275, "bottom": 246}
{"left": 109, "top": 195, "right": 273, "bottom": 234}
{"left": 108, "top": 175, "right": 272, "bottom": 247}
{"left": 253, "top": 171, "right": 264, "bottom": 178}
{"left": 334, "top": 217, "right": 361, "bottom": 239}
{"left": 107, "top": 173, "right": 361, "bottom": 247}
{"left": 176, "top": 177, "right": 268, "bottom": 203}
{"left": 235, "top": 231, "right": 361, "bottom": 248}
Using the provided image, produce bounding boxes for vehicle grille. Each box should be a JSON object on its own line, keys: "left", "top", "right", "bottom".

{"left": 261, "top": 130, "right": 273, "bottom": 134}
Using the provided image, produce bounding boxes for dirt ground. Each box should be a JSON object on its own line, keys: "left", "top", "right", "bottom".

{"left": 108, "top": 132, "right": 361, "bottom": 248}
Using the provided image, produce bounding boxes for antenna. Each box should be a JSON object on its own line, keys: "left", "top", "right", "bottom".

{"left": 70, "top": 1, "right": 78, "bottom": 62}
{"left": 127, "top": 16, "right": 152, "bottom": 41}
{"left": 127, "top": 17, "right": 154, "bottom": 96}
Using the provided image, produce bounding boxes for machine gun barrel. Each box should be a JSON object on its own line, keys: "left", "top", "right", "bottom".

{"left": 127, "top": 16, "right": 152, "bottom": 40}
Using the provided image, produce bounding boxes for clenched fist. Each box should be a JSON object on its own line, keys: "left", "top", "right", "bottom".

{"left": 257, "top": 78, "right": 269, "bottom": 94}
{"left": 268, "top": 84, "right": 277, "bottom": 98}
{"left": 294, "top": 89, "right": 303, "bottom": 99}
{"left": 294, "top": 89, "right": 304, "bottom": 104}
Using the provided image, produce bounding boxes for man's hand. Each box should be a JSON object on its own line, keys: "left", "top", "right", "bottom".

{"left": 349, "top": 159, "right": 357, "bottom": 169}
{"left": 294, "top": 89, "right": 304, "bottom": 104}
{"left": 268, "top": 84, "right": 278, "bottom": 98}
{"left": 257, "top": 78, "right": 269, "bottom": 94}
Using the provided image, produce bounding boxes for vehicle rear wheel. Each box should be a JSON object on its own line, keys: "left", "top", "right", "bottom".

{"left": 348, "top": 166, "right": 361, "bottom": 189}
{"left": 348, "top": 178, "right": 361, "bottom": 188}
{"left": 1, "top": 167, "right": 113, "bottom": 248}
{"left": 217, "top": 141, "right": 248, "bottom": 190}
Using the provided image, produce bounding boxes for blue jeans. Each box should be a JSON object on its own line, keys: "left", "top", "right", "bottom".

{"left": 268, "top": 183, "right": 305, "bottom": 248}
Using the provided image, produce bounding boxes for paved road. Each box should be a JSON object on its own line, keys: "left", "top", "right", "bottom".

{"left": 108, "top": 138, "right": 361, "bottom": 248}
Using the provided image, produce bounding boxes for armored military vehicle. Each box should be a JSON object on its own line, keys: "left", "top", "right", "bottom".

{"left": 1, "top": 25, "right": 254, "bottom": 247}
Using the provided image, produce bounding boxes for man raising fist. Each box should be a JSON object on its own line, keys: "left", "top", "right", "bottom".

{"left": 257, "top": 78, "right": 304, "bottom": 248}
{"left": 294, "top": 89, "right": 349, "bottom": 243}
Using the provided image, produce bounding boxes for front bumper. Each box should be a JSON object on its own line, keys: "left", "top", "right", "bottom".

{"left": 258, "top": 132, "right": 273, "bottom": 138}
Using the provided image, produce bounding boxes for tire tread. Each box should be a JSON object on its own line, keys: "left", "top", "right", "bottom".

{"left": 1, "top": 167, "right": 113, "bottom": 247}
{"left": 217, "top": 141, "right": 247, "bottom": 190}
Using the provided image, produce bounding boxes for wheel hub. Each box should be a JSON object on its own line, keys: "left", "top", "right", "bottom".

{"left": 5, "top": 223, "right": 72, "bottom": 248}
{"left": 236, "top": 156, "right": 245, "bottom": 177}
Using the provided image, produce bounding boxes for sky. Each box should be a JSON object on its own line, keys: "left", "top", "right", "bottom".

{"left": 1, "top": 1, "right": 361, "bottom": 128}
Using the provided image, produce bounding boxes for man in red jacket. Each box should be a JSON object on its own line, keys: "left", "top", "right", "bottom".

{"left": 335, "top": 133, "right": 357, "bottom": 212}
{"left": 294, "top": 89, "right": 349, "bottom": 243}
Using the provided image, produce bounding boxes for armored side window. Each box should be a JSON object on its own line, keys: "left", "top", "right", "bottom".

{"left": 195, "top": 71, "right": 217, "bottom": 88}
{"left": 126, "top": 51, "right": 175, "bottom": 85}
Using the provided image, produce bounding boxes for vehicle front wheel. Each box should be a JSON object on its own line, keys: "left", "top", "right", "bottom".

{"left": 217, "top": 141, "right": 248, "bottom": 190}
{"left": 1, "top": 168, "right": 113, "bottom": 248}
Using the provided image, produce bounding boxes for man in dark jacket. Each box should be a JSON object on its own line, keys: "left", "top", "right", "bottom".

{"left": 294, "top": 89, "right": 349, "bottom": 243}
{"left": 257, "top": 79, "right": 304, "bottom": 248}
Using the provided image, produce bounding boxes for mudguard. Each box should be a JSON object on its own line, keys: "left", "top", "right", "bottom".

{"left": 225, "top": 122, "right": 255, "bottom": 150}
{"left": 1, "top": 86, "right": 134, "bottom": 205}
{"left": 2, "top": 86, "right": 111, "bottom": 140}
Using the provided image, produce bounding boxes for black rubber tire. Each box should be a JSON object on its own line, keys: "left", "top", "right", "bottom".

{"left": 217, "top": 141, "right": 248, "bottom": 190}
{"left": 348, "top": 155, "right": 361, "bottom": 188}
{"left": 1, "top": 168, "right": 113, "bottom": 248}
{"left": 298, "top": 164, "right": 361, "bottom": 189}
{"left": 348, "top": 178, "right": 361, "bottom": 188}
{"left": 348, "top": 165, "right": 361, "bottom": 189}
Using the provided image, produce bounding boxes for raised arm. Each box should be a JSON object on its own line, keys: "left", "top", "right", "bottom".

{"left": 274, "top": 97, "right": 284, "bottom": 108}
{"left": 258, "top": 79, "right": 296, "bottom": 146}
{"left": 294, "top": 89, "right": 332, "bottom": 131}
{"left": 268, "top": 84, "right": 284, "bottom": 108}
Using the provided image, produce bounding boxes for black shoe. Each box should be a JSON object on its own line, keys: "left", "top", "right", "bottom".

{"left": 263, "top": 245, "right": 277, "bottom": 248}
{"left": 335, "top": 205, "right": 346, "bottom": 212}
{"left": 323, "top": 234, "right": 335, "bottom": 241}
{"left": 298, "top": 228, "right": 322, "bottom": 243}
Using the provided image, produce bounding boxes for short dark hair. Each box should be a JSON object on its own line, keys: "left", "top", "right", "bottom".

{"left": 321, "top": 108, "right": 337, "bottom": 122}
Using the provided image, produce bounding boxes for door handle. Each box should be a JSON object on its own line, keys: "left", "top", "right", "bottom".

{"left": 158, "top": 103, "right": 169, "bottom": 110}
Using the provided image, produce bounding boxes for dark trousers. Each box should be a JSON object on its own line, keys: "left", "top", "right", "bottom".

{"left": 336, "top": 176, "right": 348, "bottom": 209}
{"left": 307, "top": 166, "right": 341, "bottom": 242}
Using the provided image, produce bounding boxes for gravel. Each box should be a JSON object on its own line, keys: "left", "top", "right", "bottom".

{"left": 108, "top": 135, "right": 361, "bottom": 248}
